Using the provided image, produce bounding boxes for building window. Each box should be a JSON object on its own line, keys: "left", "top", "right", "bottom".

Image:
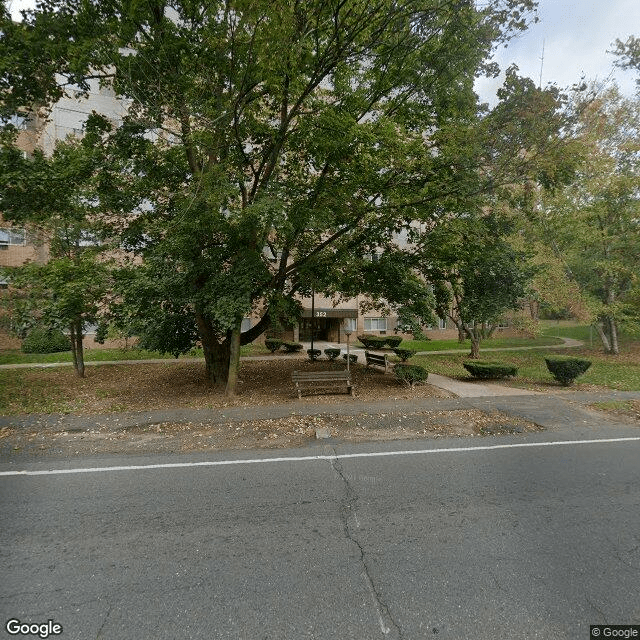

{"left": 343, "top": 318, "right": 357, "bottom": 332}
{"left": 0, "top": 228, "right": 26, "bottom": 247}
{"left": 364, "top": 317, "right": 387, "bottom": 332}
{"left": 438, "top": 317, "right": 447, "bottom": 330}
{"left": 241, "top": 318, "right": 252, "bottom": 332}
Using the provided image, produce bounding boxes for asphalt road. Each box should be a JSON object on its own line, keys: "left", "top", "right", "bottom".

{"left": 1, "top": 433, "right": 639, "bottom": 640}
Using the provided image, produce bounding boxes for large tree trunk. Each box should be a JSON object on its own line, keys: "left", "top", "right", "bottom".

{"left": 225, "top": 317, "right": 242, "bottom": 397}
{"left": 69, "top": 318, "right": 85, "bottom": 378}
{"left": 196, "top": 311, "right": 231, "bottom": 386}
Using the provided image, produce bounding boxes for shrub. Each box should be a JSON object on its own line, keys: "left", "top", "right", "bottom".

{"left": 342, "top": 354, "right": 358, "bottom": 364}
{"left": 357, "top": 335, "right": 379, "bottom": 349}
{"left": 324, "top": 348, "right": 341, "bottom": 360}
{"left": 307, "top": 348, "right": 321, "bottom": 361}
{"left": 545, "top": 356, "right": 591, "bottom": 385}
{"left": 463, "top": 360, "right": 518, "bottom": 379}
{"left": 21, "top": 327, "right": 71, "bottom": 354}
{"left": 394, "top": 363, "right": 428, "bottom": 387}
{"left": 282, "top": 341, "right": 303, "bottom": 352}
{"left": 265, "top": 338, "right": 283, "bottom": 353}
{"left": 392, "top": 347, "right": 417, "bottom": 362}
{"left": 385, "top": 336, "right": 403, "bottom": 348}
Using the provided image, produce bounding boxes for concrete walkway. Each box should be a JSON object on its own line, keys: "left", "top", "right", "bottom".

{"left": 425, "top": 373, "right": 539, "bottom": 397}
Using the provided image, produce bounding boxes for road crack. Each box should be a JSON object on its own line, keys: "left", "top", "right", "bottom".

{"left": 331, "top": 451, "right": 403, "bottom": 640}
{"left": 95, "top": 603, "right": 113, "bottom": 639}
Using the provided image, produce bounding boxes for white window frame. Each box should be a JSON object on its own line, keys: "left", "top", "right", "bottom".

{"left": 364, "top": 317, "right": 387, "bottom": 332}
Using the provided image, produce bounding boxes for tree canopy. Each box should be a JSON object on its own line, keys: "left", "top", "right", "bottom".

{"left": 2, "top": 0, "right": 579, "bottom": 391}
{"left": 528, "top": 84, "right": 640, "bottom": 353}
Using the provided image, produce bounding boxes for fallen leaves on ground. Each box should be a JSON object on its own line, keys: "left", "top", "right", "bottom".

{"left": 2, "top": 408, "right": 542, "bottom": 459}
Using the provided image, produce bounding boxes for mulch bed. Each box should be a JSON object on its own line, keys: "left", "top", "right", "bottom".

{"left": 2, "top": 357, "right": 452, "bottom": 415}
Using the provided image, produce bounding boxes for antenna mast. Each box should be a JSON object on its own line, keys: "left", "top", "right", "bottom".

{"left": 539, "top": 39, "right": 545, "bottom": 88}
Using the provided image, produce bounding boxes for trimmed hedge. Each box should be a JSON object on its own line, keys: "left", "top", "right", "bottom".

{"left": 463, "top": 360, "right": 518, "bottom": 379}
{"left": 342, "top": 354, "right": 358, "bottom": 364}
{"left": 307, "top": 348, "right": 321, "bottom": 361}
{"left": 357, "top": 335, "right": 387, "bottom": 349}
{"left": 265, "top": 338, "right": 283, "bottom": 353}
{"left": 392, "top": 347, "right": 417, "bottom": 362}
{"left": 21, "top": 327, "right": 71, "bottom": 354}
{"left": 394, "top": 363, "right": 428, "bottom": 387}
{"left": 545, "top": 356, "right": 592, "bottom": 385}
{"left": 282, "top": 341, "right": 303, "bottom": 352}
{"left": 324, "top": 348, "right": 341, "bottom": 360}
{"left": 385, "top": 336, "right": 403, "bottom": 348}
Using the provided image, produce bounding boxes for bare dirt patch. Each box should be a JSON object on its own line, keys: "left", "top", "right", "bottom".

{"left": 1, "top": 408, "right": 542, "bottom": 459}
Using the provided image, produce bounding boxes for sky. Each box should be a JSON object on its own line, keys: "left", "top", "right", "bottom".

{"left": 475, "top": 0, "right": 640, "bottom": 103}
{"left": 7, "top": 0, "right": 640, "bottom": 103}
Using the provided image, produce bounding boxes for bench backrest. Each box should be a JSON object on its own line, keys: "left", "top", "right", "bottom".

{"left": 292, "top": 370, "right": 350, "bottom": 381}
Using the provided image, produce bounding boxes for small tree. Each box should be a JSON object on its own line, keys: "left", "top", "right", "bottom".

{"left": 6, "top": 254, "right": 111, "bottom": 377}
{"left": 0, "top": 118, "right": 114, "bottom": 377}
{"left": 422, "top": 215, "right": 533, "bottom": 358}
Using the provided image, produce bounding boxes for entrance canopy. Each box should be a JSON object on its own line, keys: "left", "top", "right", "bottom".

{"left": 302, "top": 308, "right": 358, "bottom": 319}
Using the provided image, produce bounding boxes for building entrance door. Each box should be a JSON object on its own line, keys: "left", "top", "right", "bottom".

{"left": 299, "top": 318, "right": 330, "bottom": 341}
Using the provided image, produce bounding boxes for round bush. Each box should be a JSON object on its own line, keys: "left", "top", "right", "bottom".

{"left": 21, "top": 327, "right": 71, "bottom": 354}
{"left": 392, "top": 347, "right": 417, "bottom": 362}
{"left": 463, "top": 360, "right": 518, "bottom": 379}
{"left": 544, "top": 356, "right": 591, "bottom": 385}
{"left": 394, "top": 363, "right": 428, "bottom": 387}
{"left": 307, "top": 348, "right": 321, "bottom": 361}
{"left": 342, "top": 354, "right": 358, "bottom": 364}
{"left": 385, "top": 336, "right": 403, "bottom": 348}
{"left": 265, "top": 338, "right": 283, "bottom": 353}
{"left": 324, "top": 348, "right": 341, "bottom": 360}
{"left": 282, "top": 342, "right": 303, "bottom": 353}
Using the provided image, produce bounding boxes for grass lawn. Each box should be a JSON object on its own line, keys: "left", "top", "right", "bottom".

{"left": 0, "top": 343, "right": 269, "bottom": 365}
{"left": 414, "top": 342, "right": 640, "bottom": 391}
{"left": 398, "top": 335, "right": 564, "bottom": 352}
{"left": 539, "top": 320, "right": 594, "bottom": 342}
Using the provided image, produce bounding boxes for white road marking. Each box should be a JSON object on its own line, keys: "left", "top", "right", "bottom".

{"left": 1, "top": 437, "right": 640, "bottom": 477}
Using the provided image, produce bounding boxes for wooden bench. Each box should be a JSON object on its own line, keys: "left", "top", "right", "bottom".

{"left": 292, "top": 370, "right": 353, "bottom": 398}
{"left": 365, "top": 351, "right": 392, "bottom": 373}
